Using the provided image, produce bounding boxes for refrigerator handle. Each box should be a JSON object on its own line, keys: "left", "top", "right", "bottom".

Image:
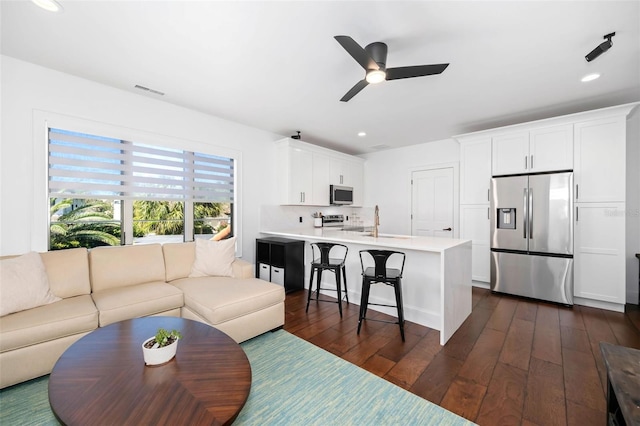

{"left": 523, "top": 188, "right": 528, "bottom": 239}
{"left": 529, "top": 188, "right": 533, "bottom": 238}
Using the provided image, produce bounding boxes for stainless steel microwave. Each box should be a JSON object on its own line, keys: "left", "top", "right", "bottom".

{"left": 330, "top": 185, "right": 353, "bottom": 205}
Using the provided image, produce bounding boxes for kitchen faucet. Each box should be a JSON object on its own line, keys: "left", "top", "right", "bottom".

{"left": 373, "top": 205, "right": 379, "bottom": 238}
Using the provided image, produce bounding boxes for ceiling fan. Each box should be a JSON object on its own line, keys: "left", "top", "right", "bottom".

{"left": 334, "top": 35, "right": 449, "bottom": 102}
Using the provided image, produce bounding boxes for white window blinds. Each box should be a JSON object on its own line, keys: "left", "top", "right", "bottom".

{"left": 48, "top": 128, "right": 234, "bottom": 202}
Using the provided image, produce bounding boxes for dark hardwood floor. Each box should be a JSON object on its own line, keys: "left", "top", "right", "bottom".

{"left": 283, "top": 287, "right": 640, "bottom": 425}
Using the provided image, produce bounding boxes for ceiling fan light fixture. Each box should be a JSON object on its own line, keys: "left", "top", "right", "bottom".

{"left": 31, "top": 0, "right": 63, "bottom": 12}
{"left": 366, "top": 69, "right": 386, "bottom": 84}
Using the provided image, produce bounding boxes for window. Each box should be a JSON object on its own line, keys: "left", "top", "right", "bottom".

{"left": 47, "top": 128, "right": 235, "bottom": 249}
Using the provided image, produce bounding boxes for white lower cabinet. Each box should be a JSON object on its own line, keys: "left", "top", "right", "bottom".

{"left": 574, "top": 202, "right": 626, "bottom": 305}
{"left": 460, "top": 204, "right": 490, "bottom": 282}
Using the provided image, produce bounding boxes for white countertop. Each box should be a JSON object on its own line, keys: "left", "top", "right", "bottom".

{"left": 261, "top": 228, "right": 471, "bottom": 253}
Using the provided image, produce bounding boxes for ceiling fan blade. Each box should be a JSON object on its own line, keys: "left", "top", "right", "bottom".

{"left": 340, "top": 79, "right": 369, "bottom": 102}
{"left": 386, "top": 63, "right": 449, "bottom": 80}
{"left": 334, "top": 35, "right": 378, "bottom": 71}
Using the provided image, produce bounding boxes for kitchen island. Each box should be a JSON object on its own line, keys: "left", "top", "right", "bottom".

{"left": 261, "top": 228, "right": 472, "bottom": 345}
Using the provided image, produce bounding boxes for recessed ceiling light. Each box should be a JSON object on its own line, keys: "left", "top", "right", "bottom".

{"left": 581, "top": 73, "right": 600, "bottom": 82}
{"left": 357, "top": 132, "right": 366, "bottom": 137}
{"left": 31, "top": 0, "right": 63, "bottom": 12}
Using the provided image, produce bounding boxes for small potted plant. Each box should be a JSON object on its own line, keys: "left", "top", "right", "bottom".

{"left": 142, "top": 328, "right": 182, "bottom": 366}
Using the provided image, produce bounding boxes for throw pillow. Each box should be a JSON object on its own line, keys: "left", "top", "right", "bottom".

{"left": 0, "top": 251, "right": 61, "bottom": 317}
{"left": 189, "top": 237, "right": 236, "bottom": 278}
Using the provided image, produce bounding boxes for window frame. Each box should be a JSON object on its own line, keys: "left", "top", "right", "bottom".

{"left": 33, "top": 111, "right": 243, "bottom": 255}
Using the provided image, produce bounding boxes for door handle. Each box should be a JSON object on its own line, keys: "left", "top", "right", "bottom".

{"left": 523, "top": 188, "right": 528, "bottom": 239}
{"left": 442, "top": 227, "right": 452, "bottom": 231}
{"left": 529, "top": 188, "right": 533, "bottom": 239}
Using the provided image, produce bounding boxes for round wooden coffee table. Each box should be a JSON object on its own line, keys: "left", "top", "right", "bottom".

{"left": 49, "top": 317, "right": 251, "bottom": 425}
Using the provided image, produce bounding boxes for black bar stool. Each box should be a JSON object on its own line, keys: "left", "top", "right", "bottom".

{"left": 357, "top": 249, "right": 406, "bottom": 341}
{"left": 306, "top": 243, "right": 349, "bottom": 317}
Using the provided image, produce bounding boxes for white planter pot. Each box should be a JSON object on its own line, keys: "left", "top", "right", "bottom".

{"left": 142, "top": 336, "right": 179, "bottom": 366}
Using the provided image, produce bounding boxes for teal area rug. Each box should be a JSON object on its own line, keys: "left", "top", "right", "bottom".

{"left": 0, "top": 330, "right": 473, "bottom": 425}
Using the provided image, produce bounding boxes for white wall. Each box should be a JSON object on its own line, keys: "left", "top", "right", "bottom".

{"left": 0, "top": 56, "right": 280, "bottom": 261}
{"left": 360, "top": 139, "right": 460, "bottom": 235}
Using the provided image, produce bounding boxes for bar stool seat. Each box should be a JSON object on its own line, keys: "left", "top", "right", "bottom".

{"left": 358, "top": 249, "right": 406, "bottom": 341}
{"left": 306, "top": 243, "right": 349, "bottom": 317}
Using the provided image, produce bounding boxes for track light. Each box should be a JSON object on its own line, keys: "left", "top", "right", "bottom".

{"left": 585, "top": 32, "right": 615, "bottom": 62}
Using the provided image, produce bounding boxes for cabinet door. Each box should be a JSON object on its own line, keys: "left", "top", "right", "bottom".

{"left": 329, "top": 158, "right": 348, "bottom": 185}
{"left": 460, "top": 138, "right": 491, "bottom": 204}
{"left": 574, "top": 117, "right": 626, "bottom": 202}
{"left": 348, "top": 160, "right": 364, "bottom": 206}
{"left": 574, "top": 202, "right": 626, "bottom": 304}
{"left": 529, "top": 124, "right": 573, "bottom": 173}
{"left": 460, "top": 205, "right": 490, "bottom": 282}
{"left": 312, "top": 153, "right": 330, "bottom": 205}
{"left": 288, "top": 148, "right": 313, "bottom": 204}
{"left": 491, "top": 132, "right": 529, "bottom": 176}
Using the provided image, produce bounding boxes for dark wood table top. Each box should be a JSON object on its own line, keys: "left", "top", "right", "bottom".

{"left": 49, "top": 317, "right": 251, "bottom": 425}
{"left": 599, "top": 342, "right": 640, "bottom": 425}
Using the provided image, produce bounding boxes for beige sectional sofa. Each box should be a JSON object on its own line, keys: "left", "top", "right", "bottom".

{"left": 0, "top": 242, "right": 285, "bottom": 389}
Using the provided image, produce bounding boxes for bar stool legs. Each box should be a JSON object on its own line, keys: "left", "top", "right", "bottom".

{"left": 393, "top": 278, "right": 405, "bottom": 341}
{"left": 306, "top": 243, "right": 349, "bottom": 318}
{"left": 357, "top": 250, "right": 406, "bottom": 341}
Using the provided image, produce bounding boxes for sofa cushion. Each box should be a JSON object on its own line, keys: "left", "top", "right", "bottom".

{"left": 0, "top": 252, "right": 61, "bottom": 316}
{"left": 189, "top": 237, "right": 236, "bottom": 278}
{"left": 89, "top": 244, "right": 166, "bottom": 293}
{"left": 172, "top": 277, "right": 285, "bottom": 325}
{"left": 163, "top": 242, "right": 196, "bottom": 282}
{"left": 40, "top": 248, "right": 91, "bottom": 298}
{"left": 0, "top": 295, "right": 98, "bottom": 353}
{"left": 91, "top": 282, "right": 184, "bottom": 327}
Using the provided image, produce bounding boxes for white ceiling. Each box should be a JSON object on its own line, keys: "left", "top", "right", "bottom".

{"left": 2, "top": 1, "right": 639, "bottom": 155}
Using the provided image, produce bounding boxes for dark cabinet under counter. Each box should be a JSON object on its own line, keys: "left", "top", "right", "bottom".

{"left": 256, "top": 237, "right": 304, "bottom": 293}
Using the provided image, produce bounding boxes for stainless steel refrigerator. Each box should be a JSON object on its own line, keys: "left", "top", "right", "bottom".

{"left": 490, "top": 172, "right": 574, "bottom": 305}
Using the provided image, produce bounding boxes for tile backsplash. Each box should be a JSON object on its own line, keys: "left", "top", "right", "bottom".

{"left": 260, "top": 205, "right": 374, "bottom": 231}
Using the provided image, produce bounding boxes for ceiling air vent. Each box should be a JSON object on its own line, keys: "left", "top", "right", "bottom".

{"left": 134, "top": 84, "right": 165, "bottom": 96}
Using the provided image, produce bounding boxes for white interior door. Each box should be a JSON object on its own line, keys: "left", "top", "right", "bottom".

{"left": 411, "top": 168, "right": 454, "bottom": 238}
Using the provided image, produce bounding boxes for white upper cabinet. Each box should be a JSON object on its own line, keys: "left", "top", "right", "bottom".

{"left": 492, "top": 125, "right": 573, "bottom": 176}
{"left": 529, "top": 124, "right": 573, "bottom": 172}
{"left": 329, "top": 158, "right": 348, "bottom": 185}
{"left": 312, "top": 153, "right": 331, "bottom": 205}
{"left": 574, "top": 116, "right": 626, "bottom": 203}
{"left": 349, "top": 160, "right": 364, "bottom": 207}
{"left": 460, "top": 138, "right": 491, "bottom": 204}
{"left": 491, "top": 132, "right": 529, "bottom": 176}
{"left": 276, "top": 138, "right": 365, "bottom": 206}
{"left": 277, "top": 143, "right": 314, "bottom": 205}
